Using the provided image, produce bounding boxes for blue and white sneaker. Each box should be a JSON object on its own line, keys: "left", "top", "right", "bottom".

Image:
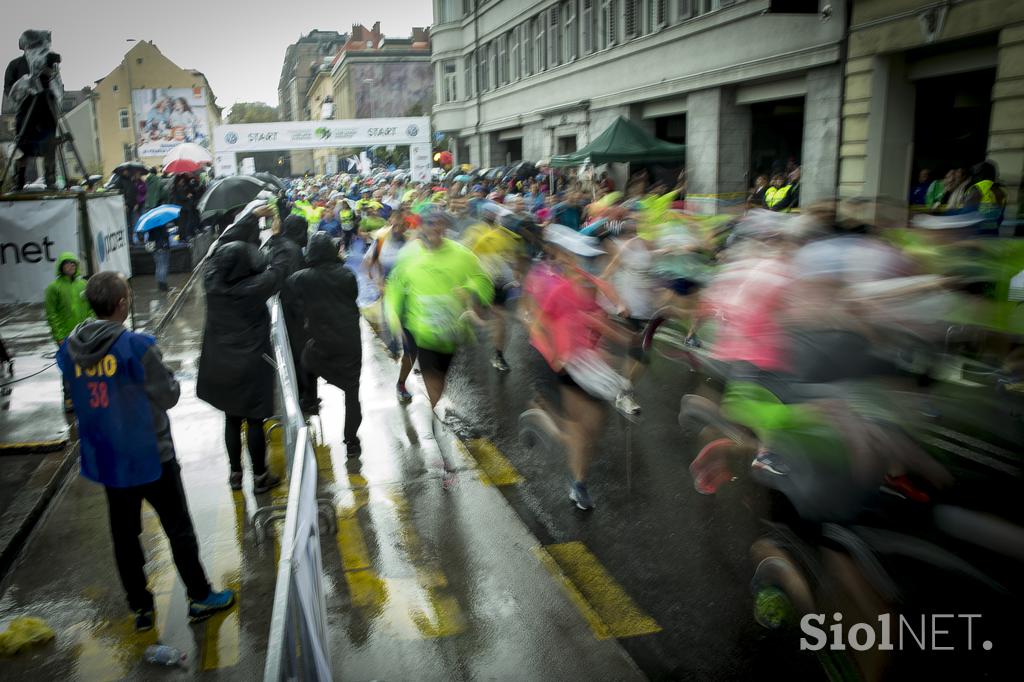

{"left": 188, "top": 588, "right": 236, "bottom": 622}
{"left": 569, "top": 480, "right": 595, "bottom": 511}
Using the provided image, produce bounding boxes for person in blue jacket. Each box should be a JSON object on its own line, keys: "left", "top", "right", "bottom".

{"left": 57, "top": 272, "right": 235, "bottom": 632}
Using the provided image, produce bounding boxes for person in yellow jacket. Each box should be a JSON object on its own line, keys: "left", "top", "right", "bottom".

{"left": 462, "top": 206, "right": 526, "bottom": 372}
{"left": 963, "top": 161, "right": 1007, "bottom": 236}
{"left": 766, "top": 167, "right": 800, "bottom": 212}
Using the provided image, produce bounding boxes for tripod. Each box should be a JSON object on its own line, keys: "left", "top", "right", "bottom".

{"left": 0, "top": 65, "right": 86, "bottom": 192}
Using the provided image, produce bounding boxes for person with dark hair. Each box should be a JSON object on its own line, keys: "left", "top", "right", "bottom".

{"left": 143, "top": 167, "right": 164, "bottom": 213}
{"left": 196, "top": 206, "right": 291, "bottom": 493}
{"left": 170, "top": 174, "right": 200, "bottom": 242}
{"left": 56, "top": 272, "right": 235, "bottom": 632}
{"left": 285, "top": 232, "right": 363, "bottom": 455}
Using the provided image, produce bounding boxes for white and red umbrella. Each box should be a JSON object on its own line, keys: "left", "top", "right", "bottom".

{"left": 163, "top": 158, "right": 203, "bottom": 175}
{"left": 162, "top": 143, "right": 213, "bottom": 165}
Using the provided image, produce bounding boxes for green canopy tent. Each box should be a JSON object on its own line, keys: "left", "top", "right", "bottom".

{"left": 549, "top": 116, "right": 686, "bottom": 166}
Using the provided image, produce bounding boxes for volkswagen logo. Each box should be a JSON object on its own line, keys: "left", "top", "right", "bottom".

{"left": 225, "top": 132, "right": 238, "bottom": 144}
{"left": 406, "top": 124, "right": 419, "bottom": 138}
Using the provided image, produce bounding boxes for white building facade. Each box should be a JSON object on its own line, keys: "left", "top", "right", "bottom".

{"left": 432, "top": 0, "right": 845, "bottom": 206}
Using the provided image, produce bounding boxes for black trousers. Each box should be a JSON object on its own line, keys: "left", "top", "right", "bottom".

{"left": 225, "top": 414, "right": 267, "bottom": 475}
{"left": 104, "top": 460, "right": 211, "bottom": 612}
{"left": 309, "top": 377, "right": 362, "bottom": 444}
{"left": 14, "top": 136, "right": 56, "bottom": 188}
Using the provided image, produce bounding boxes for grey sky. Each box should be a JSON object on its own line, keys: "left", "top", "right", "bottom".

{"left": 3, "top": 1, "right": 434, "bottom": 110}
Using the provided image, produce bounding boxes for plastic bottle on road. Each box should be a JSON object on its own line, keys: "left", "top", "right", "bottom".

{"left": 144, "top": 644, "right": 187, "bottom": 667}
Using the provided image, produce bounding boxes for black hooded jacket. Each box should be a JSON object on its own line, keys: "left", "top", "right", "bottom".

{"left": 196, "top": 219, "right": 291, "bottom": 418}
{"left": 284, "top": 232, "right": 361, "bottom": 387}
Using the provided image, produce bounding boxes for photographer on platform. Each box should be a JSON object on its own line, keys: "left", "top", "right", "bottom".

{"left": 3, "top": 30, "right": 61, "bottom": 190}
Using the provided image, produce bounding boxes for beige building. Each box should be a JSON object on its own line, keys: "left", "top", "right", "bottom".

{"left": 839, "top": 0, "right": 1024, "bottom": 221}
{"left": 307, "top": 65, "right": 339, "bottom": 174}
{"left": 93, "top": 40, "right": 221, "bottom": 176}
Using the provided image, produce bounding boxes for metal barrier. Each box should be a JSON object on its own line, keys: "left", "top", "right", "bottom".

{"left": 260, "top": 294, "right": 335, "bottom": 681}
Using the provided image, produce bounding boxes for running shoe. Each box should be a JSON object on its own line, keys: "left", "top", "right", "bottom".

{"left": 614, "top": 390, "right": 641, "bottom": 416}
{"left": 188, "top": 588, "right": 235, "bottom": 622}
{"left": 396, "top": 382, "right": 412, "bottom": 404}
{"left": 228, "top": 471, "right": 243, "bottom": 491}
{"left": 491, "top": 351, "right": 510, "bottom": 372}
{"left": 569, "top": 480, "right": 595, "bottom": 511}
{"left": 751, "top": 449, "right": 789, "bottom": 477}
{"left": 135, "top": 608, "right": 155, "bottom": 632}
{"left": 253, "top": 471, "right": 282, "bottom": 494}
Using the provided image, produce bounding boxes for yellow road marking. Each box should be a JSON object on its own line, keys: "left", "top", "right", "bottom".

{"left": 463, "top": 438, "right": 523, "bottom": 486}
{"left": 539, "top": 542, "right": 661, "bottom": 639}
{"left": 199, "top": 489, "right": 243, "bottom": 671}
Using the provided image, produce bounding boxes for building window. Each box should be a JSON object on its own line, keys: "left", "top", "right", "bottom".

{"left": 651, "top": 0, "right": 667, "bottom": 29}
{"left": 601, "top": 0, "right": 617, "bottom": 47}
{"left": 563, "top": 1, "right": 578, "bottom": 63}
{"left": 123, "top": 143, "right": 134, "bottom": 161}
{"left": 119, "top": 108, "right": 129, "bottom": 129}
{"left": 548, "top": 6, "right": 561, "bottom": 68}
{"left": 497, "top": 33, "right": 508, "bottom": 86}
{"left": 582, "top": 0, "right": 595, "bottom": 54}
{"left": 676, "top": 0, "right": 693, "bottom": 21}
{"left": 439, "top": 0, "right": 459, "bottom": 23}
{"left": 478, "top": 43, "right": 490, "bottom": 91}
{"left": 510, "top": 27, "right": 520, "bottom": 81}
{"left": 442, "top": 60, "right": 458, "bottom": 103}
{"left": 112, "top": 84, "right": 119, "bottom": 92}
{"left": 521, "top": 22, "right": 532, "bottom": 75}
{"left": 625, "top": 0, "right": 640, "bottom": 39}
{"left": 535, "top": 15, "right": 547, "bottom": 72}
{"left": 465, "top": 53, "right": 475, "bottom": 98}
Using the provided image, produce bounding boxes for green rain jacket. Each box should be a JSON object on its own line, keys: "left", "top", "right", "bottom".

{"left": 44, "top": 252, "right": 93, "bottom": 343}
{"left": 385, "top": 239, "right": 494, "bottom": 353}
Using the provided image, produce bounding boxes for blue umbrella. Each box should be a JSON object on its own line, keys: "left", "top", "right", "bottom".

{"left": 135, "top": 204, "right": 181, "bottom": 233}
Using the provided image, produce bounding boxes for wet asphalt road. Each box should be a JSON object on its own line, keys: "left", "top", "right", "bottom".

{"left": 438, "top": 322, "right": 822, "bottom": 680}
{"left": 0, "top": 278, "right": 642, "bottom": 681}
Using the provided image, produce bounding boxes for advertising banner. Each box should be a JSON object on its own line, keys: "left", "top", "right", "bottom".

{"left": 0, "top": 198, "right": 80, "bottom": 304}
{"left": 215, "top": 152, "right": 237, "bottom": 177}
{"left": 214, "top": 117, "right": 430, "bottom": 153}
{"left": 86, "top": 194, "right": 132, "bottom": 278}
{"left": 410, "top": 143, "right": 432, "bottom": 184}
{"left": 133, "top": 87, "right": 211, "bottom": 158}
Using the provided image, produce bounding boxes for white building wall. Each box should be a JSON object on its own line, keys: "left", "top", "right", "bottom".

{"left": 433, "top": 0, "right": 845, "bottom": 206}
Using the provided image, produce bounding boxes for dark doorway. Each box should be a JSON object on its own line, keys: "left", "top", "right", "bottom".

{"left": 654, "top": 114, "right": 686, "bottom": 145}
{"left": 750, "top": 97, "right": 804, "bottom": 179}
{"left": 502, "top": 138, "right": 523, "bottom": 164}
{"left": 911, "top": 69, "right": 995, "bottom": 186}
{"left": 557, "top": 135, "right": 577, "bottom": 155}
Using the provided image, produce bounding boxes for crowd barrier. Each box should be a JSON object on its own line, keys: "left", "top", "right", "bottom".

{"left": 260, "top": 294, "right": 335, "bottom": 681}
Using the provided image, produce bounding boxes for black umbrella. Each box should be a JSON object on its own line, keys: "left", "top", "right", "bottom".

{"left": 114, "top": 161, "right": 148, "bottom": 174}
{"left": 254, "top": 172, "right": 285, "bottom": 191}
{"left": 197, "top": 175, "right": 272, "bottom": 220}
{"left": 508, "top": 161, "right": 538, "bottom": 180}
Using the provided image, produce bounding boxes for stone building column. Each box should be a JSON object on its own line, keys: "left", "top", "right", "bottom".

{"left": 989, "top": 23, "right": 1024, "bottom": 223}
{"left": 801, "top": 64, "right": 843, "bottom": 205}
{"left": 685, "top": 87, "right": 751, "bottom": 213}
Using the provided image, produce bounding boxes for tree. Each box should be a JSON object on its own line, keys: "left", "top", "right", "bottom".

{"left": 225, "top": 102, "right": 279, "bottom": 124}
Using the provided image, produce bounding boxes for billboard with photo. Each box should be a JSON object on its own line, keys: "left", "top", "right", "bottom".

{"left": 133, "top": 87, "right": 211, "bottom": 157}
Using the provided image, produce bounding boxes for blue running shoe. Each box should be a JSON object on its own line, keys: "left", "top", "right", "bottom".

{"left": 188, "top": 588, "right": 235, "bottom": 622}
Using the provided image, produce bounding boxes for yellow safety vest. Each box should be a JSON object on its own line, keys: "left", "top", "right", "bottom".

{"left": 764, "top": 186, "right": 779, "bottom": 207}
{"left": 767, "top": 185, "right": 792, "bottom": 210}
{"left": 974, "top": 180, "right": 1001, "bottom": 222}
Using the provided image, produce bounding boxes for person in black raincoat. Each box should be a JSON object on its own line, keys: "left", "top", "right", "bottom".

{"left": 196, "top": 206, "right": 291, "bottom": 493}
{"left": 284, "top": 231, "right": 363, "bottom": 456}
{"left": 274, "top": 214, "right": 316, "bottom": 411}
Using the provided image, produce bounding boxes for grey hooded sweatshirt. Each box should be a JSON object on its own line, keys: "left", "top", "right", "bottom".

{"left": 65, "top": 319, "right": 180, "bottom": 463}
